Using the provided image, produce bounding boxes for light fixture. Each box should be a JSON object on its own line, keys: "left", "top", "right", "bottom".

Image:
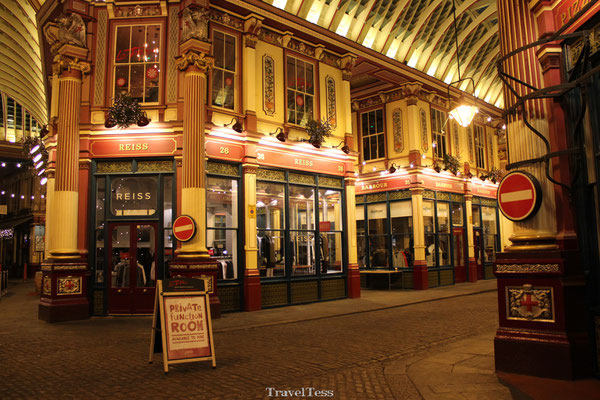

{"left": 447, "top": 0, "right": 479, "bottom": 128}
{"left": 224, "top": 117, "right": 243, "bottom": 133}
{"left": 35, "top": 161, "right": 44, "bottom": 169}
{"left": 30, "top": 145, "right": 40, "bottom": 155}
{"left": 33, "top": 153, "right": 42, "bottom": 163}
{"left": 388, "top": 164, "right": 397, "bottom": 174}
{"left": 333, "top": 140, "right": 350, "bottom": 154}
{"left": 37, "top": 169, "right": 45, "bottom": 176}
{"left": 271, "top": 127, "right": 286, "bottom": 142}
{"left": 40, "top": 177, "right": 48, "bottom": 185}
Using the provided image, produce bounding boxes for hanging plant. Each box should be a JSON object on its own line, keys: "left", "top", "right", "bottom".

{"left": 305, "top": 118, "right": 332, "bottom": 148}
{"left": 442, "top": 154, "right": 461, "bottom": 175}
{"left": 487, "top": 167, "right": 503, "bottom": 184}
{"left": 107, "top": 93, "right": 147, "bottom": 129}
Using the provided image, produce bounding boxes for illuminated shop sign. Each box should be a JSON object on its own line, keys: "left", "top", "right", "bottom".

{"left": 111, "top": 176, "right": 158, "bottom": 216}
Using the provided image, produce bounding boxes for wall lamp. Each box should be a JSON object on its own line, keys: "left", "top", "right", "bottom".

{"left": 334, "top": 141, "right": 350, "bottom": 154}
{"left": 224, "top": 117, "right": 243, "bottom": 133}
{"left": 271, "top": 127, "right": 286, "bottom": 142}
{"left": 388, "top": 163, "right": 398, "bottom": 174}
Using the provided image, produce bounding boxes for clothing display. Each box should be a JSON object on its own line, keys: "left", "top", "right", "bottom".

{"left": 114, "top": 260, "right": 147, "bottom": 287}
{"left": 217, "top": 259, "right": 234, "bottom": 280}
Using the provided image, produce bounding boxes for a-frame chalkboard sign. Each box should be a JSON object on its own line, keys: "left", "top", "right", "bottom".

{"left": 149, "top": 277, "right": 216, "bottom": 373}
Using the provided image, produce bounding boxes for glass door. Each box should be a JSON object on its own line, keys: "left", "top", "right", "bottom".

{"left": 108, "top": 223, "right": 157, "bottom": 314}
{"left": 452, "top": 228, "right": 466, "bottom": 282}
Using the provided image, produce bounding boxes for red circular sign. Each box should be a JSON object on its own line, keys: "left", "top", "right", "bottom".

{"left": 497, "top": 171, "right": 542, "bottom": 221}
{"left": 173, "top": 215, "right": 196, "bottom": 242}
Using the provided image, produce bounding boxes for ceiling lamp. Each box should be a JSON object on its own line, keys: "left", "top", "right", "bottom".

{"left": 447, "top": 0, "right": 478, "bottom": 128}
{"left": 449, "top": 103, "right": 478, "bottom": 127}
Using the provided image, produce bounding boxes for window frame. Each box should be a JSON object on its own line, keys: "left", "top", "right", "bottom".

{"left": 109, "top": 20, "right": 165, "bottom": 106}
{"left": 209, "top": 26, "right": 241, "bottom": 112}
{"left": 474, "top": 124, "right": 486, "bottom": 169}
{"left": 284, "top": 52, "right": 318, "bottom": 127}
{"left": 431, "top": 107, "right": 448, "bottom": 159}
{"left": 359, "top": 107, "right": 386, "bottom": 162}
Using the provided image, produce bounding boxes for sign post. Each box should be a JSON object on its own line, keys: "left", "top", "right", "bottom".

{"left": 497, "top": 171, "right": 543, "bottom": 221}
{"left": 149, "top": 277, "right": 216, "bottom": 373}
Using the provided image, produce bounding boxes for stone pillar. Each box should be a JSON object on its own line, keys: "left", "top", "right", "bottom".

{"left": 243, "top": 161, "right": 261, "bottom": 310}
{"left": 493, "top": 0, "right": 592, "bottom": 379}
{"left": 39, "top": 49, "right": 91, "bottom": 323}
{"left": 242, "top": 16, "right": 262, "bottom": 133}
{"left": 345, "top": 176, "right": 360, "bottom": 298}
{"left": 170, "top": 40, "right": 221, "bottom": 318}
{"left": 411, "top": 185, "right": 427, "bottom": 289}
{"left": 464, "top": 193, "right": 477, "bottom": 283}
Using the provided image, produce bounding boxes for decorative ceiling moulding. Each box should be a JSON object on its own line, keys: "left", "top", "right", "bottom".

{"left": 351, "top": 82, "right": 449, "bottom": 111}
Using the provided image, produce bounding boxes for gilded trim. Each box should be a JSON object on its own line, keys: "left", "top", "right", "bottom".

{"left": 496, "top": 264, "right": 560, "bottom": 273}
{"left": 506, "top": 284, "right": 554, "bottom": 322}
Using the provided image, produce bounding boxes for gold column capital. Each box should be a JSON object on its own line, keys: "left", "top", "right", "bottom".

{"left": 176, "top": 50, "right": 214, "bottom": 73}
{"left": 52, "top": 54, "right": 91, "bottom": 76}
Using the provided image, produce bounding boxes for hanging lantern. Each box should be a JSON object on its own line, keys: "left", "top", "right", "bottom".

{"left": 449, "top": 104, "right": 478, "bottom": 127}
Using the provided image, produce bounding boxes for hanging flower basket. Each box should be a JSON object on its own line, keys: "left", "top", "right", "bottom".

{"left": 106, "top": 93, "right": 148, "bottom": 129}
{"left": 442, "top": 154, "right": 461, "bottom": 175}
{"left": 305, "top": 118, "right": 332, "bottom": 148}
{"left": 487, "top": 167, "right": 503, "bottom": 184}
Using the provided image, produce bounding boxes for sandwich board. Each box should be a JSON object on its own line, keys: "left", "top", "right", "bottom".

{"left": 149, "top": 277, "right": 216, "bottom": 373}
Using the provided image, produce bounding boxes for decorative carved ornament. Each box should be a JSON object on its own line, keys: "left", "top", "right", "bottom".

{"left": 392, "top": 108, "right": 404, "bottom": 153}
{"left": 453, "top": 122, "right": 459, "bottom": 156}
{"left": 43, "top": 276, "right": 52, "bottom": 296}
{"left": 506, "top": 284, "right": 554, "bottom": 322}
{"left": 52, "top": 54, "right": 91, "bottom": 75}
{"left": 57, "top": 276, "right": 82, "bottom": 296}
{"left": 467, "top": 126, "right": 474, "bottom": 162}
{"left": 420, "top": 108, "right": 428, "bottom": 151}
{"left": 326, "top": 76, "right": 337, "bottom": 128}
{"left": 244, "top": 17, "right": 262, "bottom": 49}
{"left": 175, "top": 51, "right": 214, "bottom": 73}
{"left": 259, "top": 29, "right": 283, "bottom": 46}
{"left": 496, "top": 263, "right": 560, "bottom": 273}
{"left": 114, "top": 4, "right": 162, "bottom": 18}
{"left": 182, "top": 7, "right": 209, "bottom": 42}
{"left": 262, "top": 55, "right": 275, "bottom": 115}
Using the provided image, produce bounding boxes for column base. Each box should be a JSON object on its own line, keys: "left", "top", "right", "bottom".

{"left": 38, "top": 261, "right": 89, "bottom": 323}
{"left": 468, "top": 258, "right": 478, "bottom": 283}
{"left": 169, "top": 258, "right": 221, "bottom": 319}
{"left": 413, "top": 261, "right": 428, "bottom": 290}
{"left": 347, "top": 263, "right": 361, "bottom": 298}
{"left": 243, "top": 269, "right": 261, "bottom": 311}
{"left": 494, "top": 249, "right": 594, "bottom": 379}
{"left": 495, "top": 328, "right": 593, "bottom": 379}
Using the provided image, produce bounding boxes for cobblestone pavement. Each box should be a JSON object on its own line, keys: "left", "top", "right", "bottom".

{"left": 0, "top": 281, "right": 500, "bottom": 400}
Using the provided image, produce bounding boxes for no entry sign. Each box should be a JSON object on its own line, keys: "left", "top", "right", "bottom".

{"left": 497, "top": 171, "right": 542, "bottom": 221}
{"left": 173, "top": 215, "right": 196, "bottom": 242}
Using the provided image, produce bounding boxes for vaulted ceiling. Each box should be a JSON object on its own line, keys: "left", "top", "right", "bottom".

{"left": 0, "top": 0, "right": 47, "bottom": 125}
{"left": 264, "top": 0, "right": 503, "bottom": 108}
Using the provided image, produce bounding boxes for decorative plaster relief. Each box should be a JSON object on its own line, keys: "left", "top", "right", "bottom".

{"left": 57, "top": 276, "right": 82, "bottom": 296}
{"left": 506, "top": 284, "right": 554, "bottom": 322}
{"left": 392, "top": 108, "right": 404, "bottom": 153}
{"left": 420, "top": 108, "right": 428, "bottom": 151}
{"left": 468, "top": 126, "right": 474, "bottom": 163}
{"left": 326, "top": 76, "right": 337, "bottom": 128}
{"left": 263, "top": 55, "right": 275, "bottom": 115}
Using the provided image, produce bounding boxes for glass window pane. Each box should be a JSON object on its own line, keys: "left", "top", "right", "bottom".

{"left": 212, "top": 70, "right": 224, "bottom": 106}
{"left": 482, "top": 206, "right": 497, "bottom": 234}
{"left": 357, "top": 235, "right": 366, "bottom": 268}
{"left": 207, "top": 177, "right": 238, "bottom": 229}
{"left": 287, "top": 90, "right": 295, "bottom": 124}
{"left": 114, "top": 65, "right": 129, "bottom": 97}
{"left": 289, "top": 185, "right": 315, "bottom": 230}
{"left": 437, "top": 202, "right": 449, "bottom": 233}
{"left": 223, "top": 71, "right": 235, "bottom": 109}
{"left": 257, "top": 181, "right": 286, "bottom": 229}
{"left": 164, "top": 175, "right": 173, "bottom": 228}
{"left": 306, "top": 63, "right": 314, "bottom": 94}
{"left": 291, "top": 231, "right": 315, "bottom": 275}
{"left": 209, "top": 229, "right": 237, "bottom": 280}
{"left": 96, "top": 177, "right": 105, "bottom": 228}
{"left": 321, "top": 232, "right": 342, "bottom": 273}
{"left": 136, "top": 224, "right": 156, "bottom": 287}
{"left": 130, "top": 65, "right": 145, "bottom": 102}
{"left": 392, "top": 234, "right": 412, "bottom": 268}
{"left": 146, "top": 25, "right": 160, "bottom": 63}
{"left": 225, "top": 34, "right": 236, "bottom": 71}
{"left": 110, "top": 176, "right": 158, "bottom": 216}
{"left": 438, "top": 235, "right": 450, "bottom": 266}
{"left": 472, "top": 205, "right": 481, "bottom": 227}
{"left": 258, "top": 230, "right": 285, "bottom": 277}
{"left": 367, "top": 203, "right": 387, "bottom": 234}
{"left": 452, "top": 203, "right": 463, "bottom": 226}
{"left": 391, "top": 201, "right": 412, "bottom": 234}
{"left": 145, "top": 64, "right": 159, "bottom": 102}
{"left": 369, "top": 235, "right": 388, "bottom": 268}
{"left": 287, "top": 57, "right": 296, "bottom": 90}
{"left": 111, "top": 225, "right": 130, "bottom": 287}
{"left": 95, "top": 229, "right": 105, "bottom": 284}
{"left": 213, "top": 31, "right": 224, "bottom": 68}
{"left": 484, "top": 234, "right": 496, "bottom": 262}
{"left": 115, "top": 26, "right": 131, "bottom": 63}
{"left": 131, "top": 26, "right": 145, "bottom": 63}
{"left": 318, "top": 189, "right": 342, "bottom": 231}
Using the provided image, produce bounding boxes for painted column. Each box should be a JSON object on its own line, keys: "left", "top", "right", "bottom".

{"left": 410, "top": 186, "right": 427, "bottom": 289}
{"left": 493, "top": 0, "right": 593, "bottom": 379}
{"left": 170, "top": 39, "right": 221, "bottom": 318}
{"left": 242, "top": 16, "right": 262, "bottom": 133}
{"left": 39, "top": 51, "right": 91, "bottom": 323}
{"left": 464, "top": 193, "right": 477, "bottom": 283}
{"left": 404, "top": 83, "right": 424, "bottom": 166}
{"left": 345, "top": 176, "right": 360, "bottom": 298}
{"left": 243, "top": 162, "right": 261, "bottom": 311}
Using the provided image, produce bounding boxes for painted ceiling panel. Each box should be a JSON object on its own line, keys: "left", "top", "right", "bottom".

{"left": 263, "top": 0, "right": 502, "bottom": 107}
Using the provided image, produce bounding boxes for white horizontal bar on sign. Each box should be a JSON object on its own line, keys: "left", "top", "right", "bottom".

{"left": 174, "top": 224, "right": 194, "bottom": 233}
{"left": 500, "top": 189, "right": 533, "bottom": 203}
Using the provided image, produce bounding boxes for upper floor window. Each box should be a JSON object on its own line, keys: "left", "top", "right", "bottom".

{"left": 474, "top": 125, "right": 486, "bottom": 169}
{"left": 286, "top": 56, "right": 314, "bottom": 125}
{"left": 361, "top": 109, "right": 385, "bottom": 161}
{"left": 114, "top": 25, "right": 161, "bottom": 103}
{"left": 211, "top": 31, "right": 237, "bottom": 110}
{"left": 431, "top": 108, "right": 447, "bottom": 159}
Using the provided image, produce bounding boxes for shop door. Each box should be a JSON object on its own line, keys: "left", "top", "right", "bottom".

{"left": 452, "top": 228, "right": 466, "bottom": 282}
{"left": 108, "top": 223, "right": 157, "bottom": 314}
{"left": 473, "top": 229, "right": 484, "bottom": 280}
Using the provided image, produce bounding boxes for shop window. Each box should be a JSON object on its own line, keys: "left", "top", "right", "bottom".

{"left": 481, "top": 206, "right": 497, "bottom": 263}
{"left": 367, "top": 203, "right": 388, "bottom": 268}
{"left": 257, "top": 181, "right": 286, "bottom": 278}
{"left": 431, "top": 108, "right": 447, "bottom": 159}
{"left": 452, "top": 203, "right": 463, "bottom": 226}
{"left": 286, "top": 56, "right": 314, "bottom": 125}
{"left": 113, "top": 24, "right": 161, "bottom": 103}
{"left": 318, "top": 189, "right": 343, "bottom": 274}
{"left": 356, "top": 204, "right": 366, "bottom": 268}
{"left": 361, "top": 109, "right": 385, "bottom": 161}
{"left": 211, "top": 31, "right": 237, "bottom": 110}
{"left": 290, "top": 185, "right": 316, "bottom": 276}
{"left": 391, "top": 201, "right": 413, "bottom": 268}
{"left": 474, "top": 125, "right": 486, "bottom": 169}
{"left": 472, "top": 204, "right": 481, "bottom": 227}
{"left": 163, "top": 175, "right": 174, "bottom": 267}
{"left": 424, "top": 200, "right": 436, "bottom": 266}
{"left": 436, "top": 202, "right": 451, "bottom": 267}
{"left": 207, "top": 176, "right": 239, "bottom": 280}
{"left": 110, "top": 176, "right": 158, "bottom": 216}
